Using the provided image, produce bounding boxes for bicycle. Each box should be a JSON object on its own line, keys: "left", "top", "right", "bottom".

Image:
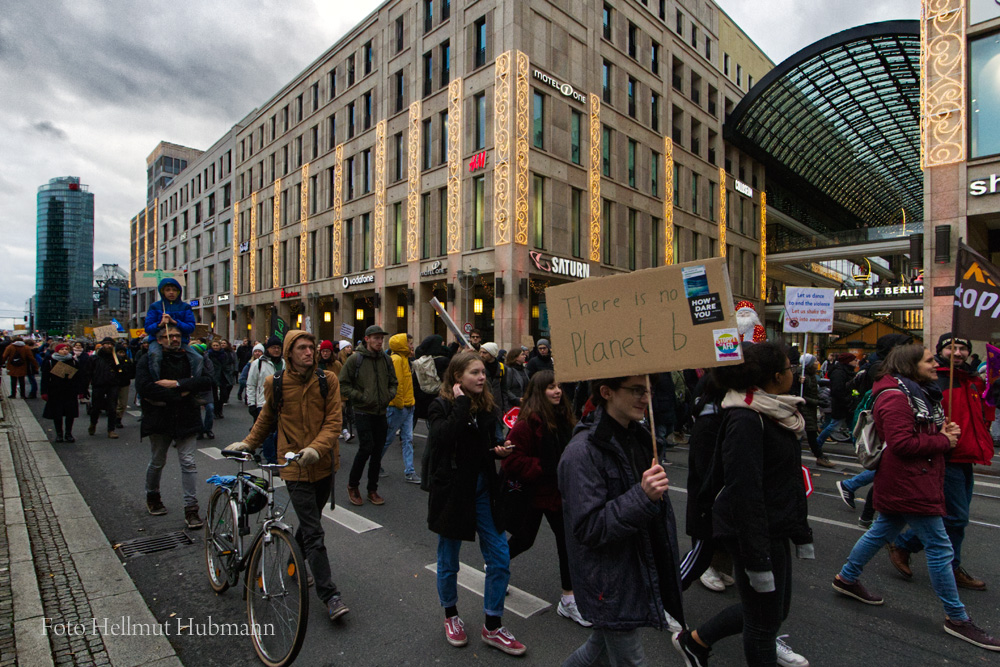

{"left": 205, "top": 450, "right": 309, "bottom": 667}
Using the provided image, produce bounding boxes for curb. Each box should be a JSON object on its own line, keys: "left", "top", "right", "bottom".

{"left": 2, "top": 378, "right": 183, "bottom": 667}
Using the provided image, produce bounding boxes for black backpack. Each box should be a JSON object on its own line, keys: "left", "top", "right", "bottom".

{"left": 270, "top": 369, "right": 330, "bottom": 411}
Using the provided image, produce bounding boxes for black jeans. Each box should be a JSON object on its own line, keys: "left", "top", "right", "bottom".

{"left": 348, "top": 412, "right": 387, "bottom": 492}
{"left": 54, "top": 417, "right": 75, "bottom": 437}
{"left": 805, "top": 429, "right": 822, "bottom": 459}
{"left": 508, "top": 506, "right": 573, "bottom": 592}
{"left": 696, "top": 537, "right": 792, "bottom": 666}
{"left": 89, "top": 384, "right": 118, "bottom": 432}
{"left": 218, "top": 383, "right": 233, "bottom": 414}
{"left": 8, "top": 376, "right": 26, "bottom": 397}
{"left": 286, "top": 474, "right": 339, "bottom": 603}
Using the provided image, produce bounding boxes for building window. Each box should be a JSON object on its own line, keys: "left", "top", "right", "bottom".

{"left": 395, "top": 70, "right": 405, "bottom": 113}
{"left": 347, "top": 54, "right": 355, "bottom": 87}
{"left": 346, "top": 156, "right": 354, "bottom": 200}
{"left": 441, "top": 40, "right": 450, "bottom": 86}
{"left": 651, "top": 93, "right": 660, "bottom": 133}
{"left": 602, "top": 4, "right": 612, "bottom": 41}
{"left": 651, "top": 150, "right": 659, "bottom": 196}
{"left": 393, "top": 202, "right": 403, "bottom": 264}
{"left": 533, "top": 91, "right": 544, "bottom": 149}
{"left": 705, "top": 37, "right": 712, "bottom": 61}
{"left": 651, "top": 41, "right": 660, "bottom": 75}
{"left": 708, "top": 181, "right": 717, "bottom": 221}
{"left": 602, "top": 200, "right": 612, "bottom": 265}
{"left": 423, "top": 119, "right": 433, "bottom": 169}
{"left": 748, "top": 75, "right": 754, "bottom": 90}
{"left": 651, "top": 216, "right": 660, "bottom": 267}
{"left": 329, "top": 67, "right": 337, "bottom": 99}
{"left": 362, "top": 213, "right": 371, "bottom": 270}
{"left": 311, "top": 125, "right": 318, "bottom": 159}
{"left": 628, "top": 209, "right": 637, "bottom": 270}
{"left": 628, "top": 77, "right": 636, "bottom": 118}
{"left": 532, "top": 175, "right": 544, "bottom": 248}
{"left": 691, "top": 172, "right": 699, "bottom": 214}
{"left": 472, "top": 176, "right": 485, "bottom": 249}
{"left": 347, "top": 102, "right": 355, "bottom": 138}
{"left": 395, "top": 132, "right": 404, "bottom": 181}
{"left": 571, "top": 188, "right": 582, "bottom": 258}
{"left": 442, "top": 0, "right": 450, "bottom": 21}
{"left": 571, "top": 110, "right": 582, "bottom": 165}
{"left": 423, "top": 51, "right": 433, "bottom": 97}
{"left": 972, "top": 33, "right": 1000, "bottom": 157}
{"left": 723, "top": 53, "right": 731, "bottom": 77}
{"left": 424, "top": 0, "right": 433, "bottom": 33}
{"left": 395, "top": 16, "right": 404, "bottom": 52}
{"left": 363, "top": 149, "right": 372, "bottom": 194}
{"left": 474, "top": 16, "right": 487, "bottom": 68}
{"left": 345, "top": 218, "right": 354, "bottom": 273}
{"left": 295, "top": 94, "right": 303, "bottom": 122}
{"left": 440, "top": 110, "right": 449, "bottom": 163}
{"left": 439, "top": 187, "right": 448, "bottom": 256}
{"left": 628, "top": 140, "right": 636, "bottom": 188}
{"left": 309, "top": 230, "right": 317, "bottom": 280}
{"left": 364, "top": 41, "right": 373, "bottom": 75}
{"left": 310, "top": 174, "right": 318, "bottom": 214}
{"left": 295, "top": 136, "right": 302, "bottom": 167}
{"left": 363, "top": 91, "right": 372, "bottom": 130}
{"left": 628, "top": 22, "right": 638, "bottom": 59}
{"left": 691, "top": 25, "right": 698, "bottom": 49}
{"left": 676, "top": 9, "right": 683, "bottom": 36}
{"left": 421, "top": 192, "right": 431, "bottom": 259}
{"left": 602, "top": 60, "right": 612, "bottom": 104}
{"left": 736, "top": 64, "right": 743, "bottom": 88}
{"left": 602, "top": 125, "right": 612, "bottom": 177}
{"left": 673, "top": 163, "right": 680, "bottom": 206}
{"left": 474, "top": 93, "right": 486, "bottom": 149}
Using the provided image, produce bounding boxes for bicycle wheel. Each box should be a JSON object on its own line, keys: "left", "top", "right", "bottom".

{"left": 246, "top": 527, "right": 309, "bottom": 667}
{"left": 205, "top": 487, "right": 239, "bottom": 593}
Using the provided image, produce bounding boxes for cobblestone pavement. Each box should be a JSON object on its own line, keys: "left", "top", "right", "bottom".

{"left": 0, "top": 473, "right": 14, "bottom": 667}
{"left": 4, "top": 396, "right": 111, "bottom": 667}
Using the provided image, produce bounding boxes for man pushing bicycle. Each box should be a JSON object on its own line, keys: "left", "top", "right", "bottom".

{"left": 226, "top": 329, "right": 349, "bottom": 621}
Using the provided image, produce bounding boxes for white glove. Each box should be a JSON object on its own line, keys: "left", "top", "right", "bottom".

{"left": 225, "top": 442, "right": 252, "bottom": 452}
{"left": 796, "top": 543, "right": 816, "bottom": 560}
{"left": 297, "top": 447, "right": 320, "bottom": 466}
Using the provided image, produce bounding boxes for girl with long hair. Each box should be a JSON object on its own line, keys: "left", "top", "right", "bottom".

{"left": 426, "top": 352, "right": 526, "bottom": 656}
{"left": 501, "top": 370, "right": 589, "bottom": 627}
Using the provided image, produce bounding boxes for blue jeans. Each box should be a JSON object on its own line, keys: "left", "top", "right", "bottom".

{"left": 382, "top": 405, "right": 415, "bottom": 475}
{"left": 842, "top": 468, "right": 875, "bottom": 493}
{"left": 895, "top": 463, "right": 974, "bottom": 569}
{"left": 27, "top": 373, "right": 37, "bottom": 394}
{"left": 839, "top": 513, "right": 967, "bottom": 621}
{"left": 436, "top": 474, "right": 510, "bottom": 617}
{"left": 816, "top": 417, "right": 843, "bottom": 448}
{"left": 563, "top": 629, "right": 646, "bottom": 667}
{"left": 202, "top": 401, "right": 214, "bottom": 432}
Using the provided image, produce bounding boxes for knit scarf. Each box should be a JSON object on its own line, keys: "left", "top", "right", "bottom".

{"left": 51, "top": 352, "right": 73, "bottom": 362}
{"left": 721, "top": 388, "right": 806, "bottom": 436}
{"left": 891, "top": 374, "right": 946, "bottom": 427}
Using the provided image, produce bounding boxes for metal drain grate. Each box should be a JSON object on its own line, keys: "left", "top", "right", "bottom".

{"left": 115, "top": 531, "right": 196, "bottom": 558}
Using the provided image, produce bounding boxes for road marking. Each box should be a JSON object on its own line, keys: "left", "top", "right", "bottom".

{"left": 200, "top": 447, "right": 223, "bottom": 460}
{"left": 127, "top": 410, "right": 142, "bottom": 417}
{"left": 424, "top": 562, "right": 551, "bottom": 619}
{"left": 322, "top": 506, "right": 382, "bottom": 533}
{"left": 807, "top": 515, "right": 865, "bottom": 532}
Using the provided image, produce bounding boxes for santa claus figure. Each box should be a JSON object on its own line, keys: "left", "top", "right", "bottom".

{"left": 735, "top": 300, "right": 766, "bottom": 343}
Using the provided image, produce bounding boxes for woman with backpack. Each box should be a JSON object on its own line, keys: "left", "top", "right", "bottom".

{"left": 501, "top": 370, "right": 589, "bottom": 627}
{"left": 832, "top": 344, "right": 1000, "bottom": 651}
{"left": 426, "top": 351, "right": 525, "bottom": 656}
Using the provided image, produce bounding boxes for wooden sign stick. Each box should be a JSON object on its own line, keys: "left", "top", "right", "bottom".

{"left": 646, "top": 374, "right": 659, "bottom": 465}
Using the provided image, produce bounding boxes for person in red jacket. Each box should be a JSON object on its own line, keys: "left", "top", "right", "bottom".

{"left": 888, "top": 333, "right": 992, "bottom": 591}
{"left": 501, "top": 370, "right": 590, "bottom": 628}
{"left": 832, "top": 344, "right": 1000, "bottom": 651}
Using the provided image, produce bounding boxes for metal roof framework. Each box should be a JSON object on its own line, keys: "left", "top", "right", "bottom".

{"left": 725, "top": 20, "right": 922, "bottom": 229}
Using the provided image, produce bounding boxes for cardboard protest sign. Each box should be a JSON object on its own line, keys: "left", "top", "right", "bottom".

{"left": 92, "top": 324, "right": 120, "bottom": 340}
{"left": 783, "top": 287, "right": 835, "bottom": 333}
{"left": 546, "top": 257, "right": 743, "bottom": 383}
{"left": 129, "top": 328, "right": 146, "bottom": 339}
{"left": 135, "top": 270, "right": 186, "bottom": 288}
{"left": 50, "top": 361, "right": 78, "bottom": 379}
{"left": 192, "top": 323, "right": 213, "bottom": 340}
{"left": 339, "top": 323, "right": 354, "bottom": 340}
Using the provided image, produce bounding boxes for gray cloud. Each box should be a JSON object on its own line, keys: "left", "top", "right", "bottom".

{"left": 30, "top": 121, "right": 67, "bottom": 141}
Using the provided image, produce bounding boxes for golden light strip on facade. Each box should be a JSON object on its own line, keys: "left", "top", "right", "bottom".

{"left": 406, "top": 102, "right": 421, "bottom": 261}
{"left": 143, "top": 207, "right": 149, "bottom": 270}
{"left": 272, "top": 178, "right": 281, "bottom": 289}
{"left": 920, "top": 0, "right": 966, "bottom": 168}
{"left": 447, "top": 77, "right": 463, "bottom": 254}
{"left": 333, "top": 146, "right": 344, "bottom": 276}
{"left": 664, "top": 137, "right": 674, "bottom": 265}
{"left": 494, "top": 52, "right": 512, "bottom": 245}
{"left": 299, "top": 163, "right": 309, "bottom": 283}
{"left": 759, "top": 191, "right": 767, "bottom": 300}
{"left": 374, "top": 120, "right": 386, "bottom": 268}
{"left": 589, "top": 93, "right": 601, "bottom": 262}
{"left": 152, "top": 198, "right": 158, "bottom": 269}
{"left": 249, "top": 194, "right": 257, "bottom": 292}
{"left": 718, "top": 168, "right": 727, "bottom": 257}
{"left": 233, "top": 201, "right": 240, "bottom": 297}
{"left": 513, "top": 51, "right": 530, "bottom": 245}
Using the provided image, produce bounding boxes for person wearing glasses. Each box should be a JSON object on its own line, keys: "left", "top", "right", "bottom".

{"left": 468, "top": 329, "right": 483, "bottom": 351}
{"left": 558, "top": 374, "right": 684, "bottom": 665}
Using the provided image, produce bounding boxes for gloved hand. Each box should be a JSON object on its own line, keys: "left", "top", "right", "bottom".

{"left": 746, "top": 569, "right": 776, "bottom": 593}
{"left": 796, "top": 543, "right": 816, "bottom": 560}
{"left": 297, "top": 447, "right": 320, "bottom": 466}
{"left": 225, "top": 442, "right": 252, "bottom": 452}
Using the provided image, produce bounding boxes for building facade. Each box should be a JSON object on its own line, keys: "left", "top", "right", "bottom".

{"left": 36, "top": 176, "right": 94, "bottom": 333}
{"left": 135, "top": 0, "right": 771, "bottom": 349}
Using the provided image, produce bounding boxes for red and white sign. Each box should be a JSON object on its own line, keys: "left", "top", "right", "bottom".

{"left": 468, "top": 151, "right": 489, "bottom": 172}
{"left": 463, "top": 322, "right": 473, "bottom": 334}
{"left": 802, "top": 466, "right": 813, "bottom": 497}
{"left": 503, "top": 407, "right": 520, "bottom": 430}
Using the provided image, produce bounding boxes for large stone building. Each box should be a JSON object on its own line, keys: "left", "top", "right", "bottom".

{"left": 132, "top": 0, "right": 772, "bottom": 348}
{"left": 36, "top": 176, "right": 94, "bottom": 333}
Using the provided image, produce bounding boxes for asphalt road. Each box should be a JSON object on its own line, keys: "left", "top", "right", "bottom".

{"left": 27, "top": 395, "right": 1000, "bottom": 666}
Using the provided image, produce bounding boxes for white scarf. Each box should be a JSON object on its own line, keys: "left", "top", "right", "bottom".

{"left": 721, "top": 388, "right": 806, "bottom": 436}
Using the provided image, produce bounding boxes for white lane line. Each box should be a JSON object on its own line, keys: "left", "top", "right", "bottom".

{"left": 200, "top": 447, "right": 223, "bottom": 460}
{"left": 127, "top": 410, "right": 142, "bottom": 417}
{"left": 424, "top": 562, "right": 551, "bottom": 619}
{"left": 669, "top": 487, "right": 862, "bottom": 533}
{"left": 322, "top": 506, "right": 382, "bottom": 534}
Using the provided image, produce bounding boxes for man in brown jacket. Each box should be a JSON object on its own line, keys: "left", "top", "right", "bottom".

{"left": 4, "top": 338, "right": 39, "bottom": 398}
{"left": 225, "top": 330, "right": 349, "bottom": 621}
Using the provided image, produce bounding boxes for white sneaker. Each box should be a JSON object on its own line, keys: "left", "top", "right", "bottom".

{"left": 341, "top": 428, "right": 349, "bottom": 439}
{"left": 699, "top": 566, "right": 726, "bottom": 592}
{"left": 557, "top": 600, "right": 593, "bottom": 627}
{"left": 664, "top": 610, "right": 684, "bottom": 633}
{"left": 719, "top": 571, "right": 735, "bottom": 587}
{"left": 776, "top": 635, "right": 809, "bottom": 667}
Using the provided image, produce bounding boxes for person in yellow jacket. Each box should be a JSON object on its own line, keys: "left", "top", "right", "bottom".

{"left": 382, "top": 333, "right": 421, "bottom": 484}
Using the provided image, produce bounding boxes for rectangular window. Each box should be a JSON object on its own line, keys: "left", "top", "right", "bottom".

{"left": 651, "top": 150, "right": 659, "bottom": 196}
{"left": 363, "top": 91, "right": 372, "bottom": 130}
{"left": 691, "top": 25, "right": 698, "bottom": 49}
{"left": 972, "top": 33, "right": 1000, "bottom": 157}
{"left": 474, "top": 93, "right": 486, "bottom": 149}
{"left": 395, "top": 70, "right": 405, "bottom": 112}
{"left": 533, "top": 91, "right": 544, "bottom": 148}
{"left": 691, "top": 172, "right": 699, "bottom": 214}
{"left": 651, "top": 216, "right": 660, "bottom": 267}
{"left": 570, "top": 110, "right": 582, "bottom": 165}
{"left": 395, "top": 16, "right": 404, "bottom": 52}
{"left": 347, "top": 102, "right": 355, "bottom": 138}
{"left": 393, "top": 202, "right": 403, "bottom": 264}
{"left": 651, "top": 41, "right": 660, "bottom": 75}
{"left": 474, "top": 17, "right": 487, "bottom": 68}
{"left": 346, "top": 156, "right": 354, "bottom": 200}
{"left": 295, "top": 136, "right": 302, "bottom": 167}
{"left": 347, "top": 54, "right": 355, "bottom": 86}
{"left": 345, "top": 218, "right": 354, "bottom": 273}
{"left": 727, "top": 190, "right": 733, "bottom": 229}
{"left": 532, "top": 175, "right": 544, "bottom": 248}
{"left": 602, "top": 60, "right": 612, "bottom": 104}
{"left": 602, "top": 200, "right": 612, "bottom": 265}
{"left": 295, "top": 95, "right": 303, "bottom": 122}
{"left": 362, "top": 213, "right": 371, "bottom": 270}
{"left": 282, "top": 105, "right": 289, "bottom": 132}
{"left": 628, "top": 22, "right": 638, "bottom": 59}
{"left": 628, "top": 77, "right": 636, "bottom": 118}
{"left": 421, "top": 192, "right": 432, "bottom": 259}
{"left": 708, "top": 181, "right": 717, "bottom": 221}
{"left": 673, "top": 163, "right": 680, "bottom": 206}
{"left": 311, "top": 82, "right": 319, "bottom": 112}
{"left": 705, "top": 37, "right": 712, "bottom": 61}
{"left": 602, "top": 125, "right": 612, "bottom": 177}
{"left": 473, "top": 175, "right": 485, "bottom": 249}
{"left": 424, "top": 0, "right": 433, "bottom": 33}
{"left": 439, "top": 187, "right": 448, "bottom": 256}
{"left": 628, "top": 140, "right": 636, "bottom": 188}
{"left": 423, "top": 51, "right": 433, "bottom": 97}
{"left": 309, "top": 230, "right": 317, "bottom": 280}
{"left": 602, "top": 4, "right": 612, "bottom": 41}
{"left": 651, "top": 93, "right": 660, "bottom": 132}
{"left": 676, "top": 9, "right": 684, "bottom": 35}
{"left": 440, "top": 110, "right": 449, "bottom": 163}
{"left": 736, "top": 64, "right": 743, "bottom": 88}
{"left": 395, "top": 132, "right": 404, "bottom": 181}
{"left": 723, "top": 53, "right": 731, "bottom": 77}
{"left": 363, "top": 149, "right": 372, "bottom": 193}
{"left": 441, "top": 40, "right": 450, "bottom": 86}
{"left": 423, "top": 119, "right": 433, "bottom": 169}
{"left": 311, "top": 125, "right": 318, "bottom": 159}
{"left": 628, "top": 209, "right": 637, "bottom": 270}
{"left": 571, "top": 188, "right": 582, "bottom": 258}
{"left": 442, "top": 0, "right": 450, "bottom": 20}
{"left": 364, "top": 41, "right": 373, "bottom": 75}
{"left": 329, "top": 67, "right": 337, "bottom": 99}
{"left": 748, "top": 75, "right": 754, "bottom": 90}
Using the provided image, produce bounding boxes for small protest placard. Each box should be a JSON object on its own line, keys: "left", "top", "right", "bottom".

{"left": 689, "top": 293, "right": 724, "bottom": 325}
{"left": 50, "top": 361, "right": 78, "bottom": 379}
{"left": 783, "top": 287, "right": 835, "bottom": 333}
{"left": 135, "top": 271, "right": 186, "bottom": 288}
{"left": 503, "top": 407, "right": 520, "bottom": 430}
{"left": 546, "top": 257, "right": 742, "bottom": 383}
{"left": 92, "top": 324, "right": 119, "bottom": 340}
{"left": 192, "top": 323, "right": 212, "bottom": 340}
{"left": 339, "top": 323, "right": 354, "bottom": 340}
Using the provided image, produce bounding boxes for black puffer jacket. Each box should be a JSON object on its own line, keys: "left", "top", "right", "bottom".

{"left": 137, "top": 347, "right": 213, "bottom": 440}
{"left": 711, "top": 408, "right": 813, "bottom": 572}
{"left": 829, "top": 363, "right": 854, "bottom": 419}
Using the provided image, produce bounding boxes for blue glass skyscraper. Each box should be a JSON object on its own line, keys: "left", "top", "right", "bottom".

{"left": 36, "top": 176, "right": 94, "bottom": 332}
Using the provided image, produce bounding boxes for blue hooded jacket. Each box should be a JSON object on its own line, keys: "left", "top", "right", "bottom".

{"left": 144, "top": 278, "right": 196, "bottom": 342}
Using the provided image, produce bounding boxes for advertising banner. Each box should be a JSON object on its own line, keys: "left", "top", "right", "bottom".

{"left": 782, "top": 287, "right": 836, "bottom": 333}
{"left": 546, "top": 257, "right": 742, "bottom": 383}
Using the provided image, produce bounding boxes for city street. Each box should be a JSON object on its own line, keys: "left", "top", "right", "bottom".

{"left": 24, "top": 396, "right": 1000, "bottom": 666}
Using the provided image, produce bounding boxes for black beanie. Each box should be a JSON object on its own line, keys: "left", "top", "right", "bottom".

{"left": 936, "top": 332, "right": 972, "bottom": 355}
{"left": 265, "top": 336, "right": 282, "bottom": 349}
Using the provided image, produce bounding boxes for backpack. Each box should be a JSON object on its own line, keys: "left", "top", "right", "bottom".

{"left": 8, "top": 353, "right": 24, "bottom": 367}
{"left": 852, "top": 388, "right": 901, "bottom": 470}
{"left": 271, "top": 369, "right": 330, "bottom": 412}
{"left": 412, "top": 355, "right": 441, "bottom": 394}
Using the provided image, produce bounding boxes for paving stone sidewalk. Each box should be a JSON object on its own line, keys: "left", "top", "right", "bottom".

{"left": 0, "top": 379, "right": 182, "bottom": 667}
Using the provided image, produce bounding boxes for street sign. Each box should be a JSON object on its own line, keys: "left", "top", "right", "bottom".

{"left": 463, "top": 322, "right": 473, "bottom": 334}
{"left": 503, "top": 407, "right": 520, "bottom": 429}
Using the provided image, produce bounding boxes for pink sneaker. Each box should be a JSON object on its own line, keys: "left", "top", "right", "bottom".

{"left": 444, "top": 616, "right": 467, "bottom": 647}
{"left": 481, "top": 625, "right": 527, "bottom": 656}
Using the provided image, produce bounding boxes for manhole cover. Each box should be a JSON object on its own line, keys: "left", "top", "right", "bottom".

{"left": 116, "top": 531, "right": 196, "bottom": 558}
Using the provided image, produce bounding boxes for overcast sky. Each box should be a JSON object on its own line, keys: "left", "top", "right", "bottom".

{"left": 0, "top": 0, "right": 916, "bottom": 330}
